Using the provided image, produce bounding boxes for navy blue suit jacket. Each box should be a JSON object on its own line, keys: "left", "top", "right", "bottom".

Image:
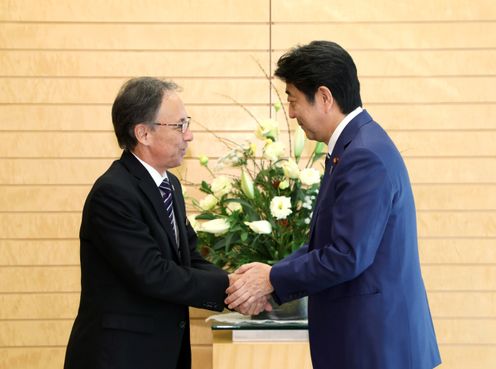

{"left": 270, "top": 111, "right": 441, "bottom": 369}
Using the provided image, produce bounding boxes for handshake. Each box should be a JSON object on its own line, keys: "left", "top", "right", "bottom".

{"left": 224, "top": 262, "right": 274, "bottom": 315}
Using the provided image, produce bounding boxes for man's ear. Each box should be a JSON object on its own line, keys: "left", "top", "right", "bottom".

{"left": 134, "top": 123, "right": 150, "bottom": 145}
{"left": 317, "top": 86, "right": 334, "bottom": 113}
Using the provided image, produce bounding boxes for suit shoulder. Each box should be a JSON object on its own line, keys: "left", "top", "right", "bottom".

{"left": 357, "top": 121, "right": 400, "bottom": 156}
{"left": 91, "top": 160, "right": 135, "bottom": 193}
{"left": 167, "top": 171, "right": 179, "bottom": 182}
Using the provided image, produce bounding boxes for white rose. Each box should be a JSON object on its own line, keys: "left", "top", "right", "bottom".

{"left": 263, "top": 140, "right": 285, "bottom": 161}
{"left": 211, "top": 175, "right": 232, "bottom": 197}
{"left": 198, "top": 194, "right": 217, "bottom": 211}
{"left": 270, "top": 196, "right": 293, "bottom": 220}
{"left": 299, "top": 167, "right": 321, "bottom": 187}
{"left": 281, "top": 159, "right": 300, "bottom": 179}
{"left": 226, "top": 201, "right": 242, "bottom": 214}
{"left": 278, "top": 179, "right": 290, "bottom": 190}
{"left": 255, "top": 119, "right": 279, "bottom": 140}
{"left": 200, "top": 218, "right": 230, "bottom": 235}
{"left": 245, "top": 220, "right": 272, "bottom": 234}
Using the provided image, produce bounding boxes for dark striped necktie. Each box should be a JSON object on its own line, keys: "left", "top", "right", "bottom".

{"left": 158, "top": 178, "right": 177, "bottom": 237}
{"left": 325, "top": 153, "right": 331, "bottom": 167}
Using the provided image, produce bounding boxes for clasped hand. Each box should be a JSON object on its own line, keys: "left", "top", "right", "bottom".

{"left": 225, "top": 262, "right": 274, "bottom": 316}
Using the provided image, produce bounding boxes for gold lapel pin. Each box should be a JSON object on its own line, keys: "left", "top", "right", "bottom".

{"left": 329, "top": 156, "right": 340, "bottom": 175}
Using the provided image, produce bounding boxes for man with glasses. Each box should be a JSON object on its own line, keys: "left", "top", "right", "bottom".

{"left": 64, "top": 77, "right": 230, "bottom": 369}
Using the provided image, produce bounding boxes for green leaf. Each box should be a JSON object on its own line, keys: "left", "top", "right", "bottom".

{"left": 200, "top": 181, "right": 213, "bottom": 194}
{"left": 213, "top": 237, "right": 227, "bottom": 251}
{"left": 223, "top": 232, "right": 234, "bottom": 253}
{"left": 195, "top": 213, "right": 216, "bottom": 220}
{"left": 240, "top": 232, "right": 248, "bottom": 242}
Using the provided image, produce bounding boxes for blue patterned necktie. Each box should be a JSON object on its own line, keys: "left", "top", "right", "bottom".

{"left": 158, "top": 178, "right": 177, "bottom": 238}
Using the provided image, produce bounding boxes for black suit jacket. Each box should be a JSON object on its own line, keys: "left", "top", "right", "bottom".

{"left": 64, "top": 150, "right": 228, "bottom": 369}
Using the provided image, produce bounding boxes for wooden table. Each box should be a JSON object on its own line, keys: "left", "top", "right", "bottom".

{"left": 210, "top": 315, "right": 313, "bottom": 369}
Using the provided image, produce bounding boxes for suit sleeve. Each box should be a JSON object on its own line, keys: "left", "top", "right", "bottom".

{"left": 278, "top": 244, "right": 309, "bottom": 263}
{"left": 270, "top": 148, "right": 394, "bottom": 303}
{"left": 88, "top": 183, "right": 228, "bottom": 311}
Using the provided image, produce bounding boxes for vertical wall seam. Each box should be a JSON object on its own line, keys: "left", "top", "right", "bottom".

{"left": 269, "top": 0, "right": 273, "bottom": 117}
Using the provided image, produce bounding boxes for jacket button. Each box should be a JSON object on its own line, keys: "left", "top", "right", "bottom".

{"left": 179, "top": 321, "right": 186, "bottom": 329}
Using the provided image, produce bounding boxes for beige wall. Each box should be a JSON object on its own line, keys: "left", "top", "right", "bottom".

{"left": 1, "top": 1, "right": 495, "bottom": 368}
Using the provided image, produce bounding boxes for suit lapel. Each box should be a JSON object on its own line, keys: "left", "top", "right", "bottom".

{"left": 167, "top": 176, "right": 191, "bottom": 266}
{"left": 119, "top": 151, "right": 181, "bottom": 260}
{"left": 308, "top": 110, "right": 374, "bottom": 243}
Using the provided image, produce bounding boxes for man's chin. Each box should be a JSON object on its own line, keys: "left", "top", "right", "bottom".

{"left": 303, "top": 131, "right": 315, "bottom": 140}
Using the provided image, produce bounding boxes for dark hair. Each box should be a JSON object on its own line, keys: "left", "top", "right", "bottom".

{"left": 275, "top": 40, "right": 362, "bottom": 114}
{"left": 111, "top": 77, "right": 178, "bottom": 150}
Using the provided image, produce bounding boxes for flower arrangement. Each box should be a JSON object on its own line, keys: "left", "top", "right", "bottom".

{"left": 190, "top": 102, "right": 327, "bottom": 271}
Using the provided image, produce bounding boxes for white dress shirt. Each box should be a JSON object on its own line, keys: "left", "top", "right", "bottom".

{"left": 327, "top": 106, "right": 363, "bottom": 156}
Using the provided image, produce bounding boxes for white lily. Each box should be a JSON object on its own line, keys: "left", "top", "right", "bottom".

{"left": 245, "top": 220, "right": 272, "bottom": 234}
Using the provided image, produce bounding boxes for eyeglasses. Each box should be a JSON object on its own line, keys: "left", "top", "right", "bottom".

{"left": 153, "top": 116, "right": 191, "bottom": 133}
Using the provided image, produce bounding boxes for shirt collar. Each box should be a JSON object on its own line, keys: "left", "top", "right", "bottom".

{"left": 327, "top": 106, "right": 363, "bottom": 155}
{"left": 131, "top": 152, "right": 168, "bottom": 186}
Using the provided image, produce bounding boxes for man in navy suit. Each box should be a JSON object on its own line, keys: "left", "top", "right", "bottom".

{"left": 226, "top": 41, "right": 441, "bottom": 369}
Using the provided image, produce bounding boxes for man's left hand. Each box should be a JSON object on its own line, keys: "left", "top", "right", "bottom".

{"left": 225, "top": 262, "right": 274, "bottom": 311}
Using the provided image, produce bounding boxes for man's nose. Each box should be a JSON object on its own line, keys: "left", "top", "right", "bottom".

{"left": 183, "top": 127, "right": 193, "bottom": 141}
{"left": 288, "top": 105, "right": 296, "bottom": 119}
